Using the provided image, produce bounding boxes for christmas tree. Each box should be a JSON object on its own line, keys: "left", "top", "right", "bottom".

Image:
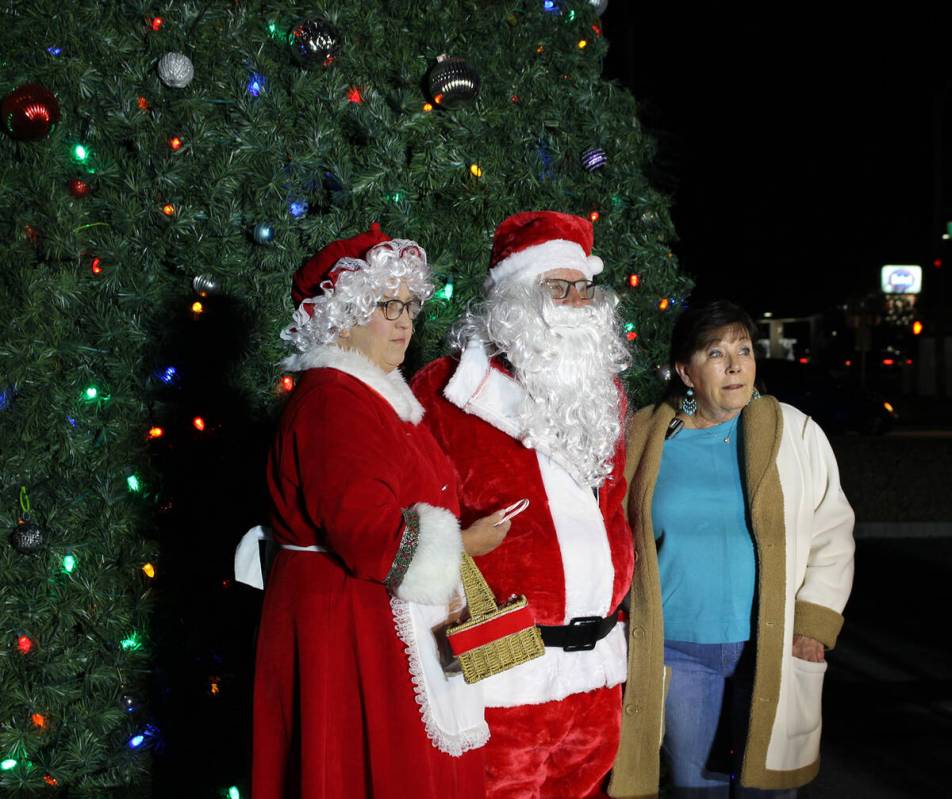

{"left": 0, "top": 1, "right": 686, "bottom": 794}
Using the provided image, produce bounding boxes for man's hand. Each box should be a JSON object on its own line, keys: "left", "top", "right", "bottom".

{"left": 462, "top": 510, "right": 512, "bottom": 556}
{"left": 792, "top": 634, "right": 825, "bottom": 663}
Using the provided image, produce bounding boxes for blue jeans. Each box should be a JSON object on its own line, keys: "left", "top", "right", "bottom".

{"left": 663, "top": 640, "right": 797, "bottom": 799}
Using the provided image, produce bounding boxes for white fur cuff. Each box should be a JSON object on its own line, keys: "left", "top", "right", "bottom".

{"left": 394, "top": 503, "right": 463, "bottom": 605}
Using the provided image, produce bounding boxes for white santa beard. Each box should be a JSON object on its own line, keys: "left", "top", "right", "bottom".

{"left": 465, "top": 284, "right": 629, "bottom": 487}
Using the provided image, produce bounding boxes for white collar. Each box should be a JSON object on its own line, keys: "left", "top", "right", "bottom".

{"left": 443, "top": 339, "right": 526, "bottom": 440}
{"left": 283, "top": 345, "right": 424, "bottom": 424}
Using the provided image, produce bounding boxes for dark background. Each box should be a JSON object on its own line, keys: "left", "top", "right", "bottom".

{"left": 601, "top": 9, "right": 951, "bottom": 319}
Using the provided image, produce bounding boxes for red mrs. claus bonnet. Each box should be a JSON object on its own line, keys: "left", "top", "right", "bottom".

{"left": 290, "top": 222, "right": 391, "bottom": 308}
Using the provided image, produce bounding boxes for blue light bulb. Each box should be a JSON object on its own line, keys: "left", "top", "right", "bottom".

{"left": 246, "top": 72, "right": 267, "bottom": 97}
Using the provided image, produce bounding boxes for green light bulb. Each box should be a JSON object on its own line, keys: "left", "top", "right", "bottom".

{"left": 72, "top": 144, "right": 88, "bottom": 162}
{"left": 567, "top": 9, "right": 576, "bottom": 20}
{"left": 624, "top": 322, "right": 636, "bottom": 332}
{"left": 227, "top": 788, "right": 241, "bottom": 799}
{"left": 84, "top": 386, "right": 98, "bottom": 400}
{"left": 435, "top": 279, "right": 455, "bottom": 301}
{"left": 62, "top": 554, "right": 77, "bottom": 574}
{"left": 0, "top": 759, "right": 16, "bottom": 771}
{"left": 121, "top": 632, "right": 141, "bottom": 651}
{"left": 126, "top": 475, "right": 142, "bottom": 493}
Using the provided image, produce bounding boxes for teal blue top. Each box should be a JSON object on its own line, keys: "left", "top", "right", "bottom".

{"left": 652, "top": 416, "right": 756, "bottom": 643}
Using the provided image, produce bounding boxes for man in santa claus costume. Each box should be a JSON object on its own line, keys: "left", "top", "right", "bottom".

{"left": 412, "top": 210, "right": 635, "bottom": 799}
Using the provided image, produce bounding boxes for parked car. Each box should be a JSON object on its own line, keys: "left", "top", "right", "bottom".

{"left": 756, "top": 359, "right": 896, "bottom": 435}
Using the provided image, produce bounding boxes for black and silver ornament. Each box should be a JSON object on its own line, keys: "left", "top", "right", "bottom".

{"left": 192, "top": 275, "right": 219, "bottom": 295}
{"left": 427, "top": 55, "right": 480, "bottom": 108}
{"left": 11, "top": 519, "right": 44, "bottom": 554}
{"left": 290, "top": 18, "right": 342, "bottom": 68}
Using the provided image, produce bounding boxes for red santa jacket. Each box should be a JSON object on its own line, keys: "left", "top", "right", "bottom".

{"left": 412, "top": 342, "right": 634, "bottom": 707}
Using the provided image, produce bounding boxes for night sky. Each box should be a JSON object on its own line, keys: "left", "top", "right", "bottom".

{"left": 601, "top": 10, "right": 950, "bottom": 319}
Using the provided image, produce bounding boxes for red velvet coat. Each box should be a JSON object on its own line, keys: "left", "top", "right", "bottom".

{"left": 253, "top": 350, "right": 484, "bottom": 799}
{"left": 412, "top": 350, "right": 634, "bottom": 708}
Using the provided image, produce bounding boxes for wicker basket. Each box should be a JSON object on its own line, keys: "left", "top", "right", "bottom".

{"left": 446, "top": 553, "right": 545, "bottom": 684}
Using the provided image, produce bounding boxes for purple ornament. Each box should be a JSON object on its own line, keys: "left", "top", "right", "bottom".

{"left": 581, "top": 146, "right": 608, "bottom": 172}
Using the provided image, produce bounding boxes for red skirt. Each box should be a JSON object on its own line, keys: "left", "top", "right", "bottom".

{"left": 252, "top": 550, "right": 485, "bottom": 798}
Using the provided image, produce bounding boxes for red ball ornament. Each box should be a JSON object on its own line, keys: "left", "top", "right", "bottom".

{"left": 68, "top": 179, "right": 90, "bottom": 198}
{"left": 1, "top": 83, "right": 61, "bottom": 141}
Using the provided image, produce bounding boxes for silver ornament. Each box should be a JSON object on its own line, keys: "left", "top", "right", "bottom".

{"left": 589, "top": 0, "right": 609, "bottom": 15}
{"left": 192, "top": 275, "right": 219, "bottom": 295}
{"left": 157, "top": 52, "right": 194, "bottom": 88}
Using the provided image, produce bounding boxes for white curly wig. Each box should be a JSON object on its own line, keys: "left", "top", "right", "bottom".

{"left": 281, "top": 239, "right": 434, "bottom": 356}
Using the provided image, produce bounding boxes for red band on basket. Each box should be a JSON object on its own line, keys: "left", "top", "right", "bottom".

{"left": 448, "top": 604, "right": 537, "bottom": 656}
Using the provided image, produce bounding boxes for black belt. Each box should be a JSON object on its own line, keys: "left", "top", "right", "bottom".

{"left": 538, "top": 610, "right": 621, "bottom": 652}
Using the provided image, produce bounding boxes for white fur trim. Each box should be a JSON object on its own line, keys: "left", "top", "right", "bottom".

{"left": 535, "top": 450, "right": 614, "bottom": 622}
{"left": 395, "top": 502, "right": 463, "bottom": 605}
{"left": 484, "top": 239, "right": 604, "bottom": 290}
{"left": 281, "top": 344, "right": 423, "bottom": 424}
{"left": 481, "top": 623, "right": 628, "bottom": 707}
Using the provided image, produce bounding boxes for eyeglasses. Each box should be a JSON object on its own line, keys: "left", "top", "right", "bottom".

{"left": 376, "top": 297, "right": 423, "bottom": 321}
{"left": 540, "top": 278, "right": 596, "bottom": 301}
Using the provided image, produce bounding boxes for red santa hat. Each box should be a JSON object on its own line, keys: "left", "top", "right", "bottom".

{"left": 485, "top": 210, "right": 604, "bottom": 291}
{"left": 291, "top": 222, "right": 391, "bottom": 307}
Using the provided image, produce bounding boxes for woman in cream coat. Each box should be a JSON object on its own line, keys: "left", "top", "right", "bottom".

{"left": 609, "top": 301, "right": 855, "bottom": 799}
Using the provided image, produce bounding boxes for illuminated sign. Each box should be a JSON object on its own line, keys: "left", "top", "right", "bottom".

{"left": 881, "top": 265, "right": 922, "bottom": 295}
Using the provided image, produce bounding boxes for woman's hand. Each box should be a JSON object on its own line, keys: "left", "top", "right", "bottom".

{"left": 792, "top": 634, "right": 825, "bottom": 663}
{"left": 461, "top": 510, "right": 511, "bottom": 556}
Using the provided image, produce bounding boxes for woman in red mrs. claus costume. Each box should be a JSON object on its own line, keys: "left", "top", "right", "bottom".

{"left": 244, "top": 224, "right": 510, "bottom": 799}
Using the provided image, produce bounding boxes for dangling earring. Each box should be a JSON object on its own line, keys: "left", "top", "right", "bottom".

{"left": 680, "top": 388, "right": 697, "bottom": 416}
{"left": 750, "top": 389, "right": 762, "bottom": 402}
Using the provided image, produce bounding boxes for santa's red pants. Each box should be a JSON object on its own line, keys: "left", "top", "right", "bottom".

{"left": 483, "top": 684, "right": 622, "bottom": 799}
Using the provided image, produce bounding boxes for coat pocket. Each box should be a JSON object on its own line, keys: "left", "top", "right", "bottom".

{"left": 788, "top": 656, "right": 827, "bottom": 737}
